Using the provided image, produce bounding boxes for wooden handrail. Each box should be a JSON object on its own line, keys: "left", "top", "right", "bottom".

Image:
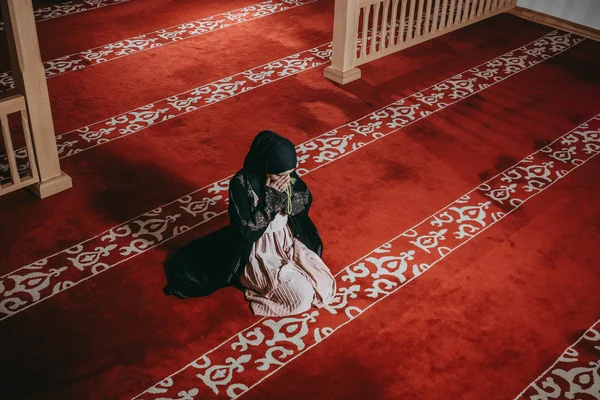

{"left": 325, "top": 0, "right": 517, "bottom": 84}
{"left": 0, "top": 94, "right": 26, "bottom": 115}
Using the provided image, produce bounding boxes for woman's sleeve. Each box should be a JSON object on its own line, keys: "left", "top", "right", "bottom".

{"left": 289, "top": 173, "right": 313, "bottom": 216}
{"left": 229, "top": 175, "right": 287, "bottom": 243}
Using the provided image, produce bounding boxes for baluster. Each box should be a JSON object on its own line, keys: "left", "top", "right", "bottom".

{"left": 447, "top": 0, "right": 457, "bottom": 27}
{"left": 381, "top": 0, "right": 391, "bottom": 50}
{"left": 431, "top": 0, "right": 441, "bottom": 33}
{"left": 20, "top": 110, "right": 38, "bottom": 179}
{"left": 424, "top": 0, "right": 434, "bottom": 34}
{"left": 370, "top": 1, "right": 381, "bottom": 54}
{"left": 361, "top": 5, "right": 371, "bottom": 59}
{"left": 0, "top": 114, "right": 20, "bottom": 186}
{"left": 389, "top": 0, "right": 400, "bottom": 45}
{"left": 415, "top": 0, "right": 425, "bottom": 37}
{"left": 398, "top": 0, "right": 409, "bottom": 43}
{"left": 407, "top": 0, "right": 417, "bottom": 40}
{"left": 462, "top": 0, "right": 471, "bottom": 22}
{"left": 469, "top": 0, "right": 478, "bottom": 18}
{"left": 440, "top": 0, "right": 450, "bottom": 29}
{"left": 454, "top": 0, "right": 464, "bottom": 25}
{"left": 476, "top": 0, "right": 485, "bottom": 16}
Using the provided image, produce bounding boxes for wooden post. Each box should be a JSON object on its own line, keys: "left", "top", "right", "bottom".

{"left": 324, "top": 0, "right": 362, "bottom": 85}
{"left": 1, "top": 0, "right": 72, "bottom": 198}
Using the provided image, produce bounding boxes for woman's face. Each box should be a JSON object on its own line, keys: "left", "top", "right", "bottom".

{"left": 266, "top": 169, "right": 293, "bottom": 182}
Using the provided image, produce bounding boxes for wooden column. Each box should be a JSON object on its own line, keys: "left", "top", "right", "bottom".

{"left": 1, "top": 0, "right": 72, "bottom": 198}
{"left": 324, "top": 0, "right": 362, "bottom": 84}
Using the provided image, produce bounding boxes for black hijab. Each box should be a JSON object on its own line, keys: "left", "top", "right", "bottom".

{"left": 243, "top": 130, "right": 297, "bottom": 179}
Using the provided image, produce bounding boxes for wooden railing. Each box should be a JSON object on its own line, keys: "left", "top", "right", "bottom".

{"left": 0, "top": 94, "right": 39, "bottom": 195}
{"left": 324, "top": 0, "right": 517, "bottom": 84}
{"left": 1, "top": 0, "right": 71, "bottom": 198}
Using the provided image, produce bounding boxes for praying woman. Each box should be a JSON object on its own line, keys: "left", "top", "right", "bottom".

{"left": 163, "top": 130, "right": 336, "bottom": 317}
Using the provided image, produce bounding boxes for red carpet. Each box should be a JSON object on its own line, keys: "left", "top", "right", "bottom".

{"left": 0, "top": 0, "right": 129, "bottom": 32}
{"left": 0, "top": 0, "right": 599, "bottom": 399}
{"left": 1, "top": 30, "right": 585, "bottom": 319}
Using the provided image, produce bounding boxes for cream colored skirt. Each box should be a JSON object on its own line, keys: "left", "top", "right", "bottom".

{"left": 239, "top": 213, "right": 336, "bottom": 317}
